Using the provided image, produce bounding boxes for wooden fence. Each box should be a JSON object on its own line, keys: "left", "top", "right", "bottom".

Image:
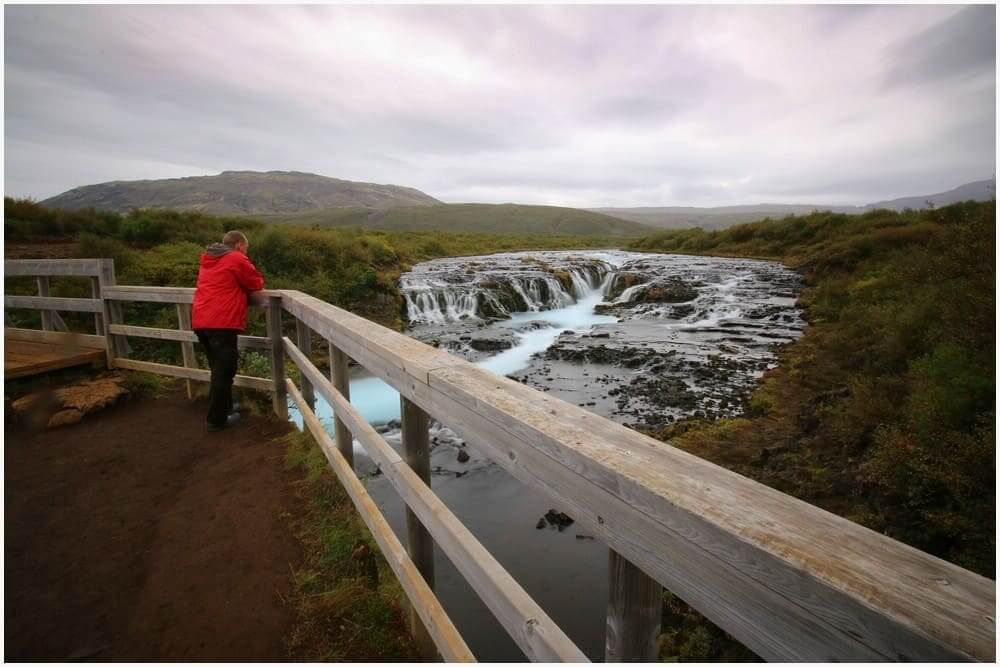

{"left": 4, "top": 258, "right": 996, "bottom": 662}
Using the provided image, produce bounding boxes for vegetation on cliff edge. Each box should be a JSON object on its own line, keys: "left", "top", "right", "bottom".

{"left": 631, "top": 201, "right": 995, "bottom": 579}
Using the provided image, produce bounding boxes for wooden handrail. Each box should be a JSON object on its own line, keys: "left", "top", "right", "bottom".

{"left": 106, "top": 324, "right": 270, "bottom": 349}
{"left": 4, "top": 258, "right": 106, "bottom": 277}
{"left": 287, "top": 379, "right": 477, "bottom": 662}
{"left": 284, "top": 335, "right": 588, "bottom": 662}
{"left": 277, "top": 288, "right": 995, "bottom": 662}
{"left": 101, "top": 285, "right": 278, "bottom": 308}
{"left": 5, "top": 259, "right": 995, "bottom": 662}
{"left": 5, "top": 294, "right": 104, "bottom": 313}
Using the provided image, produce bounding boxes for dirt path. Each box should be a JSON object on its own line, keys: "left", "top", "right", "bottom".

{"left": 4, "top": 387, "right": 302, "bottom": 660}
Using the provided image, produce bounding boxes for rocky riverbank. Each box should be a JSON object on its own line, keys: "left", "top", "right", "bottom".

{"left": 403, "top": 250, "right": 805, "bottom": 429}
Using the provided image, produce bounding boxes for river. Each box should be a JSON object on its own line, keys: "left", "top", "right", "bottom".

{"left": 289, "top": 249, "right": 805, "bottom": 660}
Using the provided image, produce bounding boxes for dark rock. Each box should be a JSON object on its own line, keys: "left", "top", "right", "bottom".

{"left": 468, "top": 337, "right": 514, "bottom": 352}
{"left": 543, "top": 509, "right": 574, "bottom": 531}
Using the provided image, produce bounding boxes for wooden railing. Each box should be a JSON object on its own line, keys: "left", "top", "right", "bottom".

{"left": 4, "top": 259, "right": 996, "bottom": 662}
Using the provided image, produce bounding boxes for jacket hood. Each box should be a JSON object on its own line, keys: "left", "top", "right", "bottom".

{"left": 205, "top": 243, "right": 232, "bottom": 258}
{"left": 201, "top": 243, "right": 232, "bottom": 267}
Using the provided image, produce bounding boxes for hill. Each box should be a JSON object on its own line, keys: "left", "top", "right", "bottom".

{"left": 256, "top": 203, "right": 653, "bottom": 237}
{"left": 593, "top": 179, "right": 995, "bottom": 230}
{"left": 867, "top": 179, "right": 995, "bottom": 210}
{"left": 41, "top": 170, "right": 442, "bottom": 214}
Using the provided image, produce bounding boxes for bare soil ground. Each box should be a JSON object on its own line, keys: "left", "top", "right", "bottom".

{"left": 4, "top": 387, "right": 303, "bottom": 660}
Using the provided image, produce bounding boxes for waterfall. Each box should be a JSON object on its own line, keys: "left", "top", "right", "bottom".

{"left": 400, "top": 252, "right": 614, "bottom": 324}
{"left": 568, "top": 268, "right": 596, "bottom": 298}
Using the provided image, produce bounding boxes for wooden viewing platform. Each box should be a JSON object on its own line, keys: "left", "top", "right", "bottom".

{"left": 4, "top": 258, "right": 996, "bottom": 662}
{"left": 5, "top": 329, "right": 106, "bottom": 379}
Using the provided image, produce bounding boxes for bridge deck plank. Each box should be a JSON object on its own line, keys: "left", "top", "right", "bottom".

{"left": 4, "top": 336, "right": 106, "bottom": 379}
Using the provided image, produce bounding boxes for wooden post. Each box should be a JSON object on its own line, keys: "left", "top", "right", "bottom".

{"left": 606, "top": 550, "right": 663, "bottom": 662}
{"left": 400, "top": 396, "right": 437, "bottom": 660}
{"left": 267, "top": 296, "right": 288, "bottom": 419}
{"left": 295, "top": 318, "right": 315, "bottom": 411}
{"left": 329, "top": 343, "right": 354, "bottom": 469}
{"left": 98, "top": 259, "right": 129, "bottom": 359}
{"left": 35, "top": 276, "right": 67, "bottom": 332}
{"left": 90, "top": 277, "right": 104, "bottom": 335}
{"left": 37, "top": 276, "right": 53, "bottom": 331}
{"left": 176, "top": 303, "right": 197, "bottom": 399}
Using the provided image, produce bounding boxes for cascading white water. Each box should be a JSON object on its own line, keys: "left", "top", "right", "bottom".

{"left": 403, "top": 288, "right": 480, "bottom": 324}
{"left": 289, "top": 250, "right": 805, "bottom": 662}
{"left": 612, "top": 281, "right": 651, "bottom": 304}
{"left": 400, "top": 253, "right": 614, "bottom": 324}
{"left": 568, "top": 268, "right": 595, "bottom": 298}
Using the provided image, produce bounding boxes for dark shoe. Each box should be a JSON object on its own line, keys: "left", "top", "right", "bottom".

{"left": 207, "top": 412, "right": 241, "bottom": 432}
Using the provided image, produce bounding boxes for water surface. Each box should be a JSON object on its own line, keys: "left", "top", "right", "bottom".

{"left": 289, "top": 249, "right": 804, "bottom": 660}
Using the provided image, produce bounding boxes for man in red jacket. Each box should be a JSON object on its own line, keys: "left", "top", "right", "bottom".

{"left": 192, "top": 230, "right": 265, "bottom": 431}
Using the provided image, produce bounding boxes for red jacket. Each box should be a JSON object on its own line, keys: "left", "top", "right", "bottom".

{"left": 192, "top": 245, "right": 265, "bottom": 331}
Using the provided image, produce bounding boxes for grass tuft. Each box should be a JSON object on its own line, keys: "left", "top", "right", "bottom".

{"left": 282, "top": 430, "right": 417, "bottom": 661}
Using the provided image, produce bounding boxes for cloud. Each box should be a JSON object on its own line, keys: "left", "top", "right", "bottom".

{"left": 883, "top": 6, "right": 996, "bottom": 88}
{"left": 3, "top": 5, "right": 996, "bottom": 207}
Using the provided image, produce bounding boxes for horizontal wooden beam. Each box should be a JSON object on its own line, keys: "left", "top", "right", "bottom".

{"left": 286, "top": 379, "right": 475, "bottom": 663}
{"left": 107, "top": 324, "right": 270, "bottom": 349}
{"left": 283, "top": 336, "right": 588, "bottom": 662}
{"left": 5, "top": 327, "right": 106, "bottom": 349}
{"left": 113, "top": 358, "right": 272, "bottom": 393}
{"left": 278, "top": 289, "right": 994, "bottom": 662}
{"left": 5, "top": 295, "right": 104, "bottom": 313}
{"left": 4, "top": 258, "right": 104, "bottom": 277}
{"left": 102, "top": 285, "right": 277, "bottom": 308}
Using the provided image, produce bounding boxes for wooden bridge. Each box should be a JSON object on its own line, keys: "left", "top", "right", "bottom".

{"left": 4, "top": 258, "right": 996, "bottom": 662}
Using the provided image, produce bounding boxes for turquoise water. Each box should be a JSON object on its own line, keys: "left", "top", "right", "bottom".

{"left": 284, "top": 250, "right": 805, "bottom": 661}
{"left": 288, "top": 276, "right": 616, "bottom": 442}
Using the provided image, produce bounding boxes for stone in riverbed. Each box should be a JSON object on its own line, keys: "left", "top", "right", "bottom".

{"left": 537, "top": 509, "right": 574, "bottom": 531}
{"left": 468, "top": 337, "right": 514, "bottom": 353}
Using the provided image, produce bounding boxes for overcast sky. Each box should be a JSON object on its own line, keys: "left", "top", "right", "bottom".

{"left": 4, "top": 4, "right": 996, "bottom": 207}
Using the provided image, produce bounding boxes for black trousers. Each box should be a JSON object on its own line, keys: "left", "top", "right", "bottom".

{"left": 194, "top": 329, "right": 239, "bottom": 426}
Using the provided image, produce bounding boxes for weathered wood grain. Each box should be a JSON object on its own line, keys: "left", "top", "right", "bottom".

{"left": 176, "top": 304, "right": 197, "bottom": 399}
{"left": 276, "top": 288, "right": 995, "bottom": 662}
{"left": 13, "top": 273, "right": 986, "bottom": 661}
{"left": 283, "top": 336, "right": 588, "bottom": 662}
{"left": 97, "top": 258, "right": 129, "bottom": 360}
{"left": 35, "top": 276, "right": 68, "bottom": 331}
{"left": 429, "top": 364, "right": 992, "bottom": 661}
{"left": 101, "top": 285, "right": 277, "bottom": 307}
{"left": 4, "top": 259, "right": 104, "bottom": 277}
{"left": 106, "top": 324, "right": 269, "bottom": 349}
{"left": 5, "top": 295, "right": 103, "bottom": 313}
{"left": 329, "top": 344, "right": 354, "bottom": 469}
{"left": 606, "top": 550, "right": 662, "bottom": 661}
{"left": 113, "top": 358, "right": 272, "bottom": 393}
{"left": 401, "top": 396, "right": 437, "bottom": 660}
{"left": 5, "top": 327, "right": 105, "bottom": 349}
{"left": 294, "top": 318, "right": 315, "bottom": 411}
{"left": 286, "top": 379, "right": 475, "bottom": 662}
{"left": 4, "top": 338, "right": 106, "bottom": 378}
{"left": 90, "top": 277, "right": 105, "bottom": 335}
{"left": 266, "top": 296, "right": 288, "bottom": 419}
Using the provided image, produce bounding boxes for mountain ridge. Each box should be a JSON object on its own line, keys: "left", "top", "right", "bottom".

{"left": 41, "top": 170, "right": 442, "bottom": 214}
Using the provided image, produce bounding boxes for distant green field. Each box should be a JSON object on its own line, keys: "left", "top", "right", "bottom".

{"left": 252, "top": 203, "right": 654, "bottom": 237}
